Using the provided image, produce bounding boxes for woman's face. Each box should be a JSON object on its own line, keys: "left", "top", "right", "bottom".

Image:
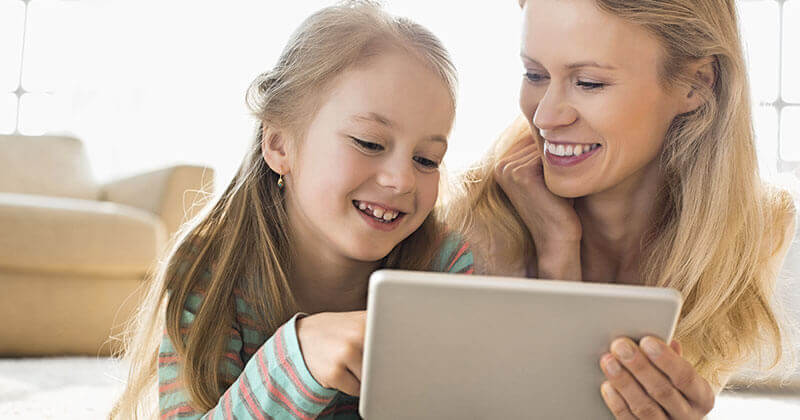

{"left": 519, "top": 0, "right": 685, "bottom": 198}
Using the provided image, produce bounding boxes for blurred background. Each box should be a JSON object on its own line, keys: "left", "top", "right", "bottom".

{"left": 0, "top": 0, "right": 798, "bottom": 418}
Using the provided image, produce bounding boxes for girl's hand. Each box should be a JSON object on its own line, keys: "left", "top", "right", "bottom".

{"left": 600, "top": 337, "right": 715, "bottom": 419}
{"left": 295, "top": 311, "right": 366, "bottom": 396}
{"left": 494, "top": 132, "right": 582, "bottom": 280}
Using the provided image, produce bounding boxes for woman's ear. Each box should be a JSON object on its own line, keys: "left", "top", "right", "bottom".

{"left": 261, "top": 124, "right": 292, "bottom": 175}
{"left": 679, "top": 57, "right": 716, "bottom": 114}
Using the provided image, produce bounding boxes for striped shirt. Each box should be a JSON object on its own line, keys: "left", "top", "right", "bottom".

{"left": 159, "top": 236, "right": 474, "bottom": 419}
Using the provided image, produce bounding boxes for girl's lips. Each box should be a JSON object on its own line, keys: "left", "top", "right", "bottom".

{"left": 544, "top": 144, "right": 602, "bottom": 167}
{"left": 353, "top": 201, "right": 405, "bottom": 232}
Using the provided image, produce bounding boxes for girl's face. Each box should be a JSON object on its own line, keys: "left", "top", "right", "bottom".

{"left": 284, "top": 51, "right": 454, "bottom": 262}
{"left": 519, "top": 0, "right": 685, "bottom": 198}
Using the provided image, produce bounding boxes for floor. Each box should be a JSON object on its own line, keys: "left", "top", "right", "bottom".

{"left": 0, "top": 357, "right": 798, "bottom": 419}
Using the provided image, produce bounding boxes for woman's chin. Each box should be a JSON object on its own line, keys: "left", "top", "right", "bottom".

{"left": 543, "top": 177, "right": 592, "bottom": 199}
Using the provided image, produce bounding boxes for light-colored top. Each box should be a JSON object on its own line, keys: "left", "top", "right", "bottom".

{"left": 159, "top": 236, "right": 473, "bottom": 419}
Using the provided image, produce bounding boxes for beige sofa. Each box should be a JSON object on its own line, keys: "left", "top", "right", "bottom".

{"left": 0, "top": 134, "right": 213, "bottom": 356}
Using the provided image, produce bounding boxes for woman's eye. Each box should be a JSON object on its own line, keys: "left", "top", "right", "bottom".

{"left": 577, "top": 80, "right": 605, "bottom": 90}
{"left": 352, "top": 137, "right": 384, "bottom": 151}
{"left": 413, "top": 156, "right": 439, "bottom": 169}
{"left": 524, "top": 72, "right": 548, "bottom": 83}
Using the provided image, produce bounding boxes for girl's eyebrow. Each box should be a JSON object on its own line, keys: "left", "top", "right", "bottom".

{"left": 350, "top": 112, "right": 394, "bottom": 128}
{"left": 350, "top": 112, "right": 448, "bottom": 145}
{"left": 520, "top": 53, "right": 617, "bottom": 71}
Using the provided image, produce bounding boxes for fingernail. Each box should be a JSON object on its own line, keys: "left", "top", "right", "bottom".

{"left": 612, "top": 340, "right": 635, "bottom": 362}
{"left": 641, "top": 337, "right": 662, "bottom": 358}
{"left": 604, "top": 355, "right": 621, "bottom": 376}
{"left": 601, "top": 381, "right": 614, "bottom": 397}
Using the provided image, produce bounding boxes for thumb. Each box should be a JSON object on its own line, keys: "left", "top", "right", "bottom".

{"left": 670, "top": 340, "right": 682, "bottom": 356}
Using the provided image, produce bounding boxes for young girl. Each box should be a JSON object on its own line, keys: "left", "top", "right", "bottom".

{"left": 110, "top": 2, "right": 472, "bottom": 418}
{"left": 448, "top": 0, "right": 795, "bottom": 418}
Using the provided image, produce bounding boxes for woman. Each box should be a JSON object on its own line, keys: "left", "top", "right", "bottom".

{"left": 447, "top": 0, "right": 796, "bottom": 418}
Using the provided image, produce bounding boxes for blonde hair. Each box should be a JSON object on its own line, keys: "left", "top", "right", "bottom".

{"left": 449, "top": 0, "right": 797, "bottom": 388}
{"left": 110, "top": 1, "right": 457, "bottom": 418}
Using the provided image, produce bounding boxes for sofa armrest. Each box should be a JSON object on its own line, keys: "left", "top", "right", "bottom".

{"left": 100, "top": 165, "right": 214, "bottom": 240}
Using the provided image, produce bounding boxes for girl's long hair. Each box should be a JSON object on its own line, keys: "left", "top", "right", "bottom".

{"left": 110, "top": 1, "right": 457, "bottom": 418}
{"left": 448, "top": 0, "right": 796, "bottom": 388}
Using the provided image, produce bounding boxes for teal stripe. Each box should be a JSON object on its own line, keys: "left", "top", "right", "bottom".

{"left": 263, "top": 320, "right": 333, "bottom": 415}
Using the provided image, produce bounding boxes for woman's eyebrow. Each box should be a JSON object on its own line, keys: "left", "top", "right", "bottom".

{"left": 520, "top": 53, "right": 617, "bottom": 71}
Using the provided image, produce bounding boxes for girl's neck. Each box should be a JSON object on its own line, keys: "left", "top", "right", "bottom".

{"left": 574, "top": 160, "right": 663, "bottom": 285}
{"left": 289, "top": 237, "right": 380, "bottom": 314}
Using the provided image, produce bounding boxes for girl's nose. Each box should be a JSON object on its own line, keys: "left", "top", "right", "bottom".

{"left": 376, "top": 158, "right": 416, "bottom": 194}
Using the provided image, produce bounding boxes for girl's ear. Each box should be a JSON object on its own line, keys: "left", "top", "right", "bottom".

{"left": 261, "top": 125, "right": 292, "bottom": 175}
{"left": 679, "top": 57, "right": 716, "bottom": 114}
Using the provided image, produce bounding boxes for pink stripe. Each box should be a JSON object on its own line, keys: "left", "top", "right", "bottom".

{"left": 224, "top": 391, "right": 233, "bottom": 420}
{"left": 274, "top": 326, "right": 330, "bottom": 404}
{"left": 239, "top": 379, "right": 267, "bottom": 420}
{"left": 159, "top": 380, "right": 182, "bottom": 394}
{"left": 161, "top": 404, "right": 194, "bottom": 419}
{"left": 159, "top": 355, "right": 179, "bottom": 366}
{"left": 262, "top": 370, "right": 312, "bottom": 420}
{"left": 446, "top": 243, "right": 470, "bottom": 272}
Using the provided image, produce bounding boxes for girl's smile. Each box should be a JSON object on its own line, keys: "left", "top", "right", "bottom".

{"left": 353, "top": 200, "right": 407, "bottom": 232}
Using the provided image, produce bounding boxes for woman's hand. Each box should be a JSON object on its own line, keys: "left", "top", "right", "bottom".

{"left": 494, "top": 131, "right": 582, "bottom": 280}
{"left": 295, "top": 311, "right": 366, "bottom": 396}
{"left": 600, "top": 337, "right": 715, "bottom": 419}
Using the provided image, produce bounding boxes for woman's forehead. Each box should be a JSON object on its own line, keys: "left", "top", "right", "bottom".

{"left": 521, "top": 0, "right": 662, "bottom": 73}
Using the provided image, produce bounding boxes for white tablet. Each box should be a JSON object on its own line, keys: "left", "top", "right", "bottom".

{"left": 359, "top": 269, "right": 682, "bottom": 420}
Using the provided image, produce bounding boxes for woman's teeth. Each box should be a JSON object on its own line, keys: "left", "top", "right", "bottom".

{"left": 545, "top": 141, "right": 601, "bottom": 157}
{"left": 355, "top": 201, "right": 401, "bottom": 222}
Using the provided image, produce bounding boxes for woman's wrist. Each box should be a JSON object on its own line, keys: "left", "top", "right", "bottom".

{"left": 533, "top": 239, "right": 582, "bottom": 281}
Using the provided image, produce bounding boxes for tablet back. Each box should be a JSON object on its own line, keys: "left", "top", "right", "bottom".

{"left": 359, "top": 270, "right": 682, "bottom": 420}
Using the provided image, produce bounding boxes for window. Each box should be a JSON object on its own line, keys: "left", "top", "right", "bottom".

{"left": 0, "top": 1, "right": 797, "bottom": 180}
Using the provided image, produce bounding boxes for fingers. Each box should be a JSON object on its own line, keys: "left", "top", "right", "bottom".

{"left": 670, "top": 339, "right": 682, "bottom": 356}
{"left": 496, "top": 143, "right": 539, "bottom": 175}
{"left": 332, "top": 367, "right": 361, "bottom": 396}
{"left": 601, "top": 352, "right": 668, "bottom": 420}
{"left": 600, "top": 381, "right": 637, "bottom": 420}
{"left": 610, "top": 338, "right": 692, "bottom": 418}
{"left": 640, "top": 337, "right": 715, "bottom": 414}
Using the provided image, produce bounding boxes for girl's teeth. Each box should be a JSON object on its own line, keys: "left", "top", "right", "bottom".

{"left": 355, "top": 201, "right": 399, "bottom": 221}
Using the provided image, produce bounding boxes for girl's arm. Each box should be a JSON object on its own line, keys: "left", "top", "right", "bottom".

{"left": 158, "top": 293, "right": 340, "bottom": 420}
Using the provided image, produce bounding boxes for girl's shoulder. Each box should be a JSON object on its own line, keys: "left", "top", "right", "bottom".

{"left": 432, "top": 232, "right": 474, "bottom": 274}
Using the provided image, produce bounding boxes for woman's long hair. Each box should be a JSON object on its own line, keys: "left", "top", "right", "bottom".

{"left": 448, "top": 0, "right": 796, "bottom": 388}
{"left": 110, "top": 1, "right": 458, "bottom": 418}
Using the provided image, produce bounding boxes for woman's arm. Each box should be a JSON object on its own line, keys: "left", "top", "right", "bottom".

{"left": 493, "top": 129, "right": 582, "bottom": 281}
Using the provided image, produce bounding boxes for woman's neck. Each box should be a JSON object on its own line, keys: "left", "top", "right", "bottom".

{"left": 289, "top": 235, "right": 380, "bottom": 315}
{"left": 575, "top": 161, "right": 663, "bottom": 285}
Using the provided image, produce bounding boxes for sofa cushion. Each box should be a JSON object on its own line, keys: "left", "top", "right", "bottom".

{"left": 0, "top": 193, "right": 166, "bottom": 276}
{"left": 0, "top": 135, "right": 99, "bottom": 200}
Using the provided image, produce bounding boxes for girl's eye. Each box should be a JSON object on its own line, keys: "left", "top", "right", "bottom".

{"left": 577, "top": 80, "right": 605, "bottom": 90}
{"left": 352, "top": 137, "right": 384, "bottom": 152}
{"left": 524, "top": 72, "right": 548, "bottom": 83}
{"left": 413, "top": 156, "right": 439, "bottom": 169}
